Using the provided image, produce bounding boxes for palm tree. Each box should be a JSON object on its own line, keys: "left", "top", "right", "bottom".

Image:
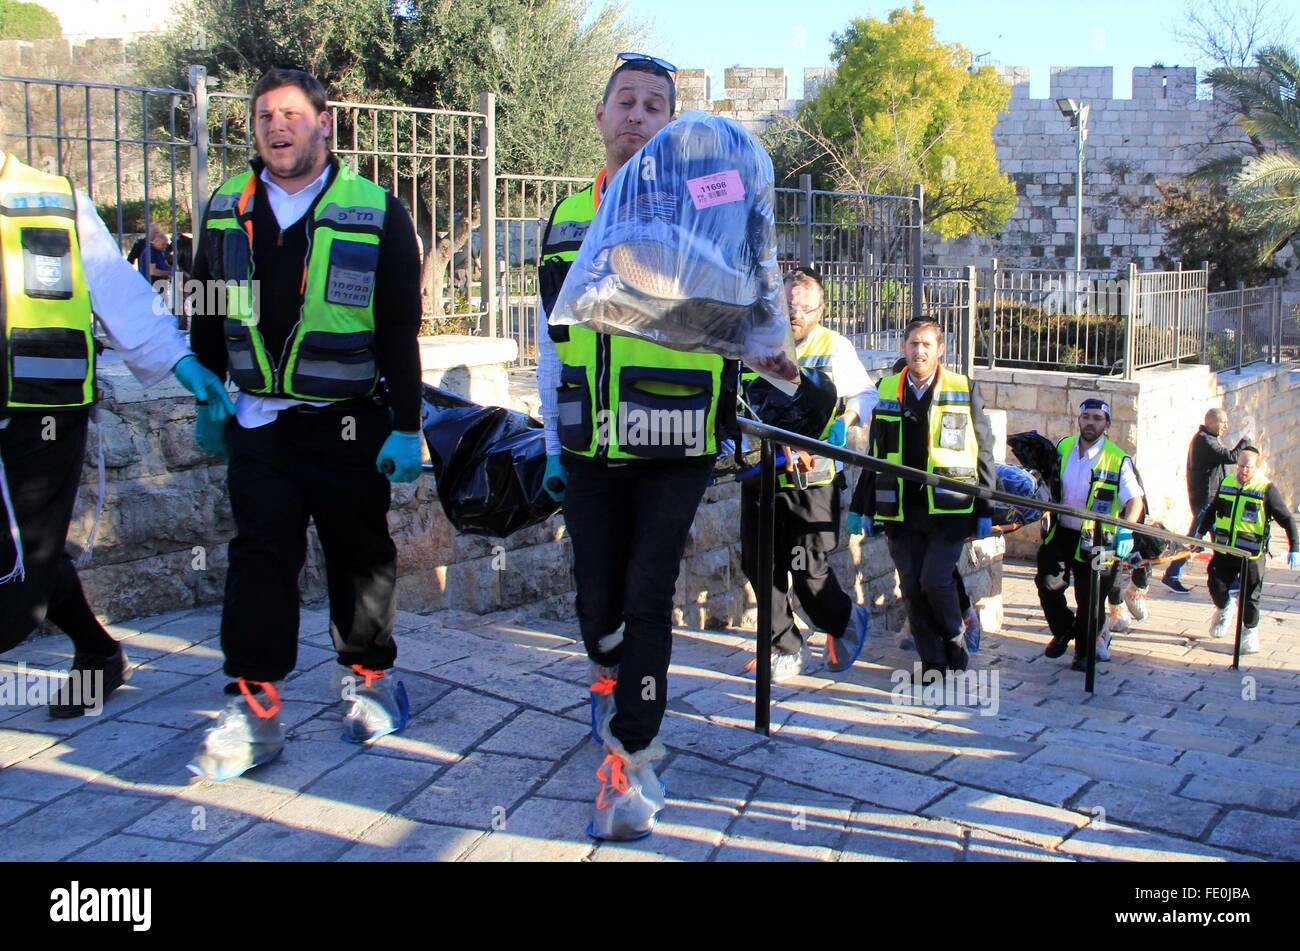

{"left": 1194, "top": 45, "right": 1300, "bottom": 261}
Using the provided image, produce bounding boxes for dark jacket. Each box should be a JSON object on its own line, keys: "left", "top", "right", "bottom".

{"left": 1193, "top": 479, "right": 1299, "bottom": 555}
{"left": 189, "top": 154, "right": 424, "bottom": 431}
{"left": 850, "top": 370, "right": 998, "bottom": 540}
{"left": 1187, "top": 426, "right": 1245, "bottom": 514}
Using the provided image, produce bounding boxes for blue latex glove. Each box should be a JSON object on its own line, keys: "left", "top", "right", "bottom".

{"left": 1114, "top": 526, "right": 1134, "bottom": 560}
{"left": 976, "top": 517, "right": 992, "bottom": 540}
{"left": 173, "top": 355, "right": 234, "bottom": 419}
{"left": 1289, "top": 551, "right": 1300, "bottom": 570}
{"left": 195, "top": 403, "right": 229, "bottom": 458}
{"left": 826, "top": 418, "right": 847, "bottom": 447}
{"left": 376, "top": 431, "right": 423, "bottom": 483}
{"left": 845, "top": 512, "right": 864, "bottom": 536}
{"left": 543, "top": 454, "right": 567, "bottom": 503}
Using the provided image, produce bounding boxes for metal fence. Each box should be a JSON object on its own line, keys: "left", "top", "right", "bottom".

{"left": 0, "top": 73, "right": 194, "bottom": 319}
{"left": 774, "top": 174, "right": 923, "bottom": 348}
{"left": 1127, "top": 264, "right": 1208, "bottom": 376}
{"left": 494, "top": 173, "right": 589, "bottom": 366}
{"left": 0, "top": 68, "right": 493, "bottom": 336}
{"left": 1205, "top": 281, "right": 1285, "bottom": 373}
{"left": 978, "top": 264, "right": 1123, "bottom": 373}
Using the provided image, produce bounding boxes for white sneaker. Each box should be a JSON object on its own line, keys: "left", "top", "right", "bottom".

{"left": 1125, "top": 586, "right": 1150, "bottom": 622}
{"left": 1208, "top": 595, "right": 1238, "bottom": 640}
{"left": 1241, "top": 625, "right": 1260, "bottom": 654}
{"left": 1095, "top": 631, "right": 1111, "bottom": 663}
{"left": 1107, "top": 603, "right": 1131, "bottom": 633}
{"left": 771, "top": 647, "right": 804, "bottom": 683}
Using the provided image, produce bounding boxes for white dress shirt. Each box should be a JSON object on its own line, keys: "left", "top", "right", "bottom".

{"left": 232, "top": 164, "right": 333, "bottom": 430}
{"left": 1059, "top": 436, "right": 1143, "bottom": 530}
{"left": 1, "top": 152, "right": 192, "bottom": 429}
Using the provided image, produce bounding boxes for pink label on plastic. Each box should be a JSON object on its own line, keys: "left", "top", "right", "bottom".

{"left": 686, "top": 170, "right": 746, "bottom": 210}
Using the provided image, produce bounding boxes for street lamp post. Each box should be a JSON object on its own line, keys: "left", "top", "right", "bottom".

{"left": 1056, "top": 98, "right": 1089, "bottom": 316}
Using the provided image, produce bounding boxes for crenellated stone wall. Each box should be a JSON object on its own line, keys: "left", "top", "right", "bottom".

{"left": 678, "top": 63, "right": 1299, "bottom": 309}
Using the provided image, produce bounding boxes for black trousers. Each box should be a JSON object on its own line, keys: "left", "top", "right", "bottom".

{"left": 0, "top": 409, "right": 115, "bottom": 656}
{"left": 886, "top": 527, "right": 967, "bottom": 672}
{"left": 1037, "top": 526, "right": 1116, "bottom": 654}
{"left": 740, "top": 480, "right": 852, "bottom": 656}
{"left": 1208, "top": 553, "right": 1264, "bottom": 629}
{"left": 221, "top": 401, "right": 398, "bottom": 683}
{"left": 562, "top": 455, "right": 711, "bottom": 754}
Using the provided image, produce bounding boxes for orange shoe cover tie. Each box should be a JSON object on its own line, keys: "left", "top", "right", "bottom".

{"left": 237, "top": 678, "right": 282, "bottom": 719}
{"left": 595, "top": 753, "right": 630, "bottom": 810}
{"left": 350, "top": 665, "right": 385, "bottom": 689}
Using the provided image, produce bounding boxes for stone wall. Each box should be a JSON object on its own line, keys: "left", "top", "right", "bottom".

{"left": 62, "top": 339, "right": 1004, "bottom": 638}
{"left": 677, "top": 63, "right": 1299, "bottom": 309}
{"left": 976, "top": 362, "right": 1300, "bottom": 561}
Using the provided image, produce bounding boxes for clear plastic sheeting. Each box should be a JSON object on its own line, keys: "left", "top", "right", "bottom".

{"left": 550, "top": 112, "right": 799, "bottom": 390}
{"left": 419, "top": 385, "right": 559, "bottom": 538}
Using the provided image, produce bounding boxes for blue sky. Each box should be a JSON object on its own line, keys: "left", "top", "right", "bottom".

{"left": 619, "top": 0, "right": 1254, "bottom": 100}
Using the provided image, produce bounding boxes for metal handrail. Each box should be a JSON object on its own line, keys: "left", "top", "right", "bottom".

{"left": 738, "top": 417, "right": 1257, "bottom": 734}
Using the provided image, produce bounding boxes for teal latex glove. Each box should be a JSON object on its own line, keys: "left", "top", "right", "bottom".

{"left": 544, "top": 454, "right": 567, "bottom": 503}
{"left": 1289, "top": 551, "right": 1300, "bottom": 570}
{"left": 827, "top": 418, "right": 847, "bottom": 447}
{"left": 173, "top": 355, "right": 234, "bottom": 419}
{"left": 376, "top": 431, "right": 423, "bottom": 483}
{"left": 195, "top": 403, "right": 229, "bottom": 458}
{"left": 976, "top": 517, "right": 993, "bottom": 540}
{"left": 1114, "top": 526, "right": 1134, "bottom": 560}
{"left": 845, "top": 512, "right": 864, "bottom": 536}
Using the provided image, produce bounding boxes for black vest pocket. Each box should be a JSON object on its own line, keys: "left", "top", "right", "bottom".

{"left": 20, "top": 228, "right": 74, "bottom": 300}
{"left": 616, "top": 365, "right": 713, "bottom": 459}
{"left": 223, "top": 318, "right": 265, "bottom": 392}
{"left": 7, "top": 325, "right": 88, "bottom": 405}
{"left": 556, "top": 363, "right": 592, "bottom": 452}
{"left": 290, "top": 329, "right": 376, "bottom": 399}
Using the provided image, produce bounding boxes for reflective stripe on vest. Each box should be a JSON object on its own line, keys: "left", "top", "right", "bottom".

{"left": 870, "top": 369, "right": 979, "bottom": 519}
{"left": 1213, "top": 473, "right": 1271, "bottom": 560}
{"left": 1044, "top": 435, "right": 1129, "bottom": 560}
{"left": 542, "top": 182, "right": 726, "bottom": 461}
{"left": 205, "top": 163, "right": 385, "bottom": 401}
{"left": 0, "top": 154, "right": 94, "bottom": 412}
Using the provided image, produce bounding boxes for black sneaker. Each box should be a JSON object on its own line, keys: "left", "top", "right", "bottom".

{"left": 49, "top": 646, "right": 130, "bottom": 719}
{"left": 1044, "top": 633, "right": 1071, "bottom": 659}
{"left": 1160, "top": 575, "right": 1192, "bottom": 595}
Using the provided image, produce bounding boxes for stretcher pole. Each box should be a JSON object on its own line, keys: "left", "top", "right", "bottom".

{"left": 754, "top": 438, "right": 775, "bottom": 735}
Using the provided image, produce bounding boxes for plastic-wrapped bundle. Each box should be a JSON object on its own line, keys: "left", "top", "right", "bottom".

{"left": 549, "top": 112, "right": 798, "bottom": 389}
{"left": 419, "top": 385, "right": 559, "bottom": 538}
{"left": 993, "top": 463, "right": 1053, "bottom": 528}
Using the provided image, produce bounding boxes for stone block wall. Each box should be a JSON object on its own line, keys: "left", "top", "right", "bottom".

{"left": 976, "top": 363, "right": 1300, "bottom": 561}
{"left": 62, "top": 340, "right": 1004, "bottom": 639}
{"left": 674, "top": 63, "right": 1299, "bottom": 310}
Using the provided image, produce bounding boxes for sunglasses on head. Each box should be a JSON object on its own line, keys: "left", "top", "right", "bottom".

{"left": 611, "top": 52, "right": 678, "bottom": 84}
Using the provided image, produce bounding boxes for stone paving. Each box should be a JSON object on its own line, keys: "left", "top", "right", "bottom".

{"left": 2, "top": 537, "right": 1298, "bottom": 862}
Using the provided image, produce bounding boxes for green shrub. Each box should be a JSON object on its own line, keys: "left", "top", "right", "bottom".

{"left": 95, "top": 197, "right": 192, "bottom": 235}
{"left": 0, "top": 0, "right": 60, "bottom": 40}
